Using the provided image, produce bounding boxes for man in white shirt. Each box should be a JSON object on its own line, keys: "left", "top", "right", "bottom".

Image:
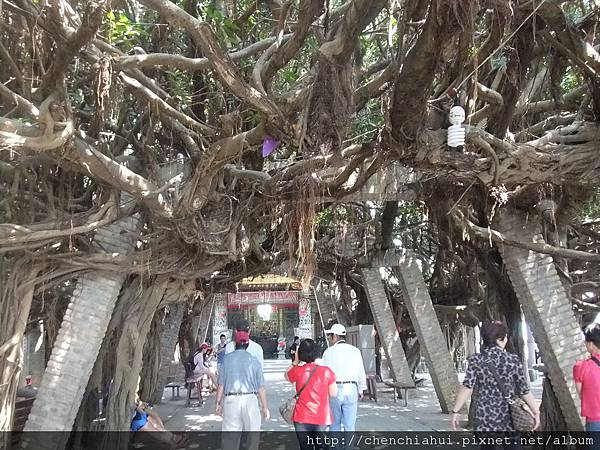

{"left": 323, "top": 323, "right": 366, "bottom": 432}
{"left": 225, "top": 319, "right": 264, "bottom": 370}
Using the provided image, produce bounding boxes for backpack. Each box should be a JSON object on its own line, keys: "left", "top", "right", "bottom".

{"left": 184, "top": 351, "right": 201, "bottom": 379}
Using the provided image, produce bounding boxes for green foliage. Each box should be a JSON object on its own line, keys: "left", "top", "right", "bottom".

{"left": 348, "top": 98, "right": 384, "bottom": 144}
{"left": 106, "top": 11, "right": 148, "bottom": 51}
{"left": 203, "top": 4, "right": 240, "bottom": 43}
{"left": 580, "top": 189, "right": 600, "bottom": 221}
{"left": 560, "top": 67, "right": 582, "bottom": 92}
{"left": 563, "top": 1, "right": 596, "bottom": 21}
{"left": 165, "top": 69, "right": 193, "bottom": 107}
{"left": 359, "top": 35, "right": 383, "bottom": 68}
{"left": 397, "top": 201, "right": 426, "bottom": 224}
{"left": 315, "top": 208, "right": 334, "bottom": 225}
{"left": 273, "top": 35, "right": 318, "bottom": 92}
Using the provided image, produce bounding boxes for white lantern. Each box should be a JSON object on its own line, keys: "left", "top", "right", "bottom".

{"left": 448, "top": 105, "right": 466, "bottom": 148}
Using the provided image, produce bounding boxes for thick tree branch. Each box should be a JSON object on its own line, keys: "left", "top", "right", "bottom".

{"left": 63, "top": 137, "right": 174, "bottom": 217}
{"left": 391, "top": 0, "right": 469, "bottom": 141}
{"left": 453, "top": 210, "right": 600, "bottom": 262}
{"left": 0, "top": 83, "right": 39, "bottom": 118}
{"left": 138, "top": 0, "right": 284, "bottom": 122}
{"left": 39, "top": 1, "right": 107, "bottom": 96}
{"left": 319, "top": 0, "right": 386, "bottom": 64}
{"left": 261, "top": 0, "right": 324, "bottom": 88}
{"left": 117, "top": 34, "right": 292, "bottom": 71}
{"left": 0, "top": 196, "right": 118, "bottom": 247}
{"left": 120, "top": 73, "right": 216, "bottom": 136}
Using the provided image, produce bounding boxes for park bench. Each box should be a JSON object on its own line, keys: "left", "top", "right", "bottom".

{"left": 383, "top": 378, "right": 425, "bottom": 406}
{"left": 362, "top": 373, "right": 378, "bottom": 402}
{"left": 165, "top": 382, "right": 182, "bottom": 400}
{"left": 10, "top": 397, "right": 35, "bottom": 447}
{"left": 165, "top": 375, "right": 183, "bottom": 400}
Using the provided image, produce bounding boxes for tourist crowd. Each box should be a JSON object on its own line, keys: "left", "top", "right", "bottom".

{"left": 122, "top": 320, "right": 600, "bottom": 450}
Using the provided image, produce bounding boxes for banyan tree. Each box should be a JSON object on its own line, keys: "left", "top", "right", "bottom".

{"left": 1, "top": 0, "right": 600, "bottom": 441}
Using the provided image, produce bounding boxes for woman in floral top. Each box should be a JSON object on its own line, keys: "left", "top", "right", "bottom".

{"left": 451, "top": 321, "right": 540, "bottom": 432}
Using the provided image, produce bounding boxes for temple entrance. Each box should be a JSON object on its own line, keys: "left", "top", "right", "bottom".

{"left": 211, "top": 275, "right": 314, "bottom": 358}
{"left": 227, "top": 305, "right": 299, "bottom": 358}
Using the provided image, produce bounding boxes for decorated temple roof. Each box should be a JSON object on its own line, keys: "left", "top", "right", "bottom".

{"left": 237, "top": 274, "right": 303, "bottom": 291}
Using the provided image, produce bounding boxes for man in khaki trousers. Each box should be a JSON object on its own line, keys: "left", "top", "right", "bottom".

{"left": 216, "top": 331, "right": 269, "bottom": 450}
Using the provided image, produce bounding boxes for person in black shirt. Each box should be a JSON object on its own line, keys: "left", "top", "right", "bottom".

{"left": 289, "top": 336, "right": 300, "bottom": 359}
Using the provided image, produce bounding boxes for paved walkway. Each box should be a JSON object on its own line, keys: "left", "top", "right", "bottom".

{"left": 155, "top": 360, "right": 544, "bottom": 432}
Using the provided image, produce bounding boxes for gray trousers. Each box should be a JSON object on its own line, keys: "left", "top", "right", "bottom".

{"left": 221, "top": 395, "right": 261, "bottom": 450}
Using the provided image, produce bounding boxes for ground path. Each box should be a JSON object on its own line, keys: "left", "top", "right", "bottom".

{"left": 155, "top": 359, "right": 543, "bottom": 432}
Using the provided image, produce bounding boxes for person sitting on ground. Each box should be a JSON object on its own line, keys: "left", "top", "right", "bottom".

{"left": 130, "top": 392, "right": 185, "bottom": 447}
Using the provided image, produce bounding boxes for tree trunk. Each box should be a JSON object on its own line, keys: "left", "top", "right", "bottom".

{"left": 0, "top": 257, "right": 41, "bottom": 437}
{"left": 102, "top": 276, "right": 168, "bottom": 432}
{"left": 142, "top": 303, "right": 185, "bottom": 404}
{"left": 540, "top": 376, "right": 568, "bottom": 434}
{"left": 139, "top": 308, "right": 164, "bottom": 403}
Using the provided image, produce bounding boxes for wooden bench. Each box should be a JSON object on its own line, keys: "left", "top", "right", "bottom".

{"left": 382, "top": 381, "right": 417, "bottom": 407}
{"left": 165, "top": 382, "right": 182, "bottom": 400}
{"left": 13, "top": 397, "right": 35, "bottom": 431}
{"left": 187, "top": 379, "right": 209, "bottom": 406}
{"left": 362, "top": 373, "right": 377, "bottom": 402}
{"left": 10, "top": 397, "right": 35, "bottom": 447}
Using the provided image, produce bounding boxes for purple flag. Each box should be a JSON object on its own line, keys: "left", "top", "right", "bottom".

{"left": 262, "top": 136, "right": 280, "bottom": 157}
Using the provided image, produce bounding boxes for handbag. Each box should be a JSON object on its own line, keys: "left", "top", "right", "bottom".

{"left": 485, "top": 360, "right": 536, "bottom": 432}
{"left": 591, "top": 356, "right": 600, "bottom": 368}
{"left": 279, "top": 365, "right": 319, "bottom": 424}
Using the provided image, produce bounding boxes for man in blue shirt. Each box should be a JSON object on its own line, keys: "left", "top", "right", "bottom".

{"left": 216, "top": 331, "right": 269, "bottom": 450}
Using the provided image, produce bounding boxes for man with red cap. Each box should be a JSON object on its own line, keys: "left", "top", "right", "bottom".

{"left": 216, "top": 329, "right": 269, "bottom": 450}
{"left": 224, "top": 319, "right": 264, "bottom": 369}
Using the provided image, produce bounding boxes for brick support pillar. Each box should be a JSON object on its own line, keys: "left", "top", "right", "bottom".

{"left": 297, "top": 291, "right": 313, "bottom": 339}
{"left": 211, "top": 294, "right": 228, "bottom": 344}
{"left": 191, "top": 295, "right": 212, "bottom": 346}
{"left": 23, "top": 213, "right": 139, "bottom": 442}
{"left": 22, "top": 322, "right": 45, "bottom": 386}
{"left": 496, "top": 211, "right": 585, "bottom": 430}
{"left": 361, "top": 268, "right": 413, "bottom": 385}
{"left": 155, "top": 303, "right": 185, "bottom": 399}
{"left": 394, "top": 252, "right": 459, "bottom": 413}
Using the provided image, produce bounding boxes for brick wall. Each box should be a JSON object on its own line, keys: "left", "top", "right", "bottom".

{"left": 23, "top": 214, "right": 140, "bottom": 442}
{"left": 155, "top": 303, "right": 185, "bottom": 398}
{"left": 497, "top": 211, "right": 585, "bottom": 430}
{"left": 361, "top": 268, "right": 414, "bottom": 385}
{"left": 395, "top": 252, "right": 459, "bottom": 413}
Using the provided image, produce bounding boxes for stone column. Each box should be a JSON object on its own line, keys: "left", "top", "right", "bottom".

{"left": 193, "top": 294, "right": 214, "bottom": 346}
{"left": 393, "top": 252, "right": 459, "bottom": 413}
{"left": 23, "top": 212, "right": 140, "bottom": 443}
{"left": 297, "top": 291, "right": 313, "bottom": 339}
{"left": 497, "top": 210, "right": 585, "bottom": 430}
{"left": 212, "top": 293, "right": 228, "bottom": 343}
{"left": 154, "top": 303, "right": 185, "bottom": 399}
{"left": 361, "top": 268, "right": 414, "bottom": 385}
{"left": 465, "top": 326, "right": 477, "bottom": 358}
{"left": 23, "top": 322, "right": 45, "bottom": 386}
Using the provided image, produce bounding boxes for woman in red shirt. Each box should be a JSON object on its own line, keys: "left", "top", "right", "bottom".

{"left": 286, "top": 338, "right": 337, "bottom": 450}
{"left": 574, "top": 323, "right": 600, "bottom": 433}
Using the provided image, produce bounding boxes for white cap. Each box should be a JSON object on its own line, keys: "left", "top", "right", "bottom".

{"left": 325, "top": 323, "right": 346, "bottom": 336}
